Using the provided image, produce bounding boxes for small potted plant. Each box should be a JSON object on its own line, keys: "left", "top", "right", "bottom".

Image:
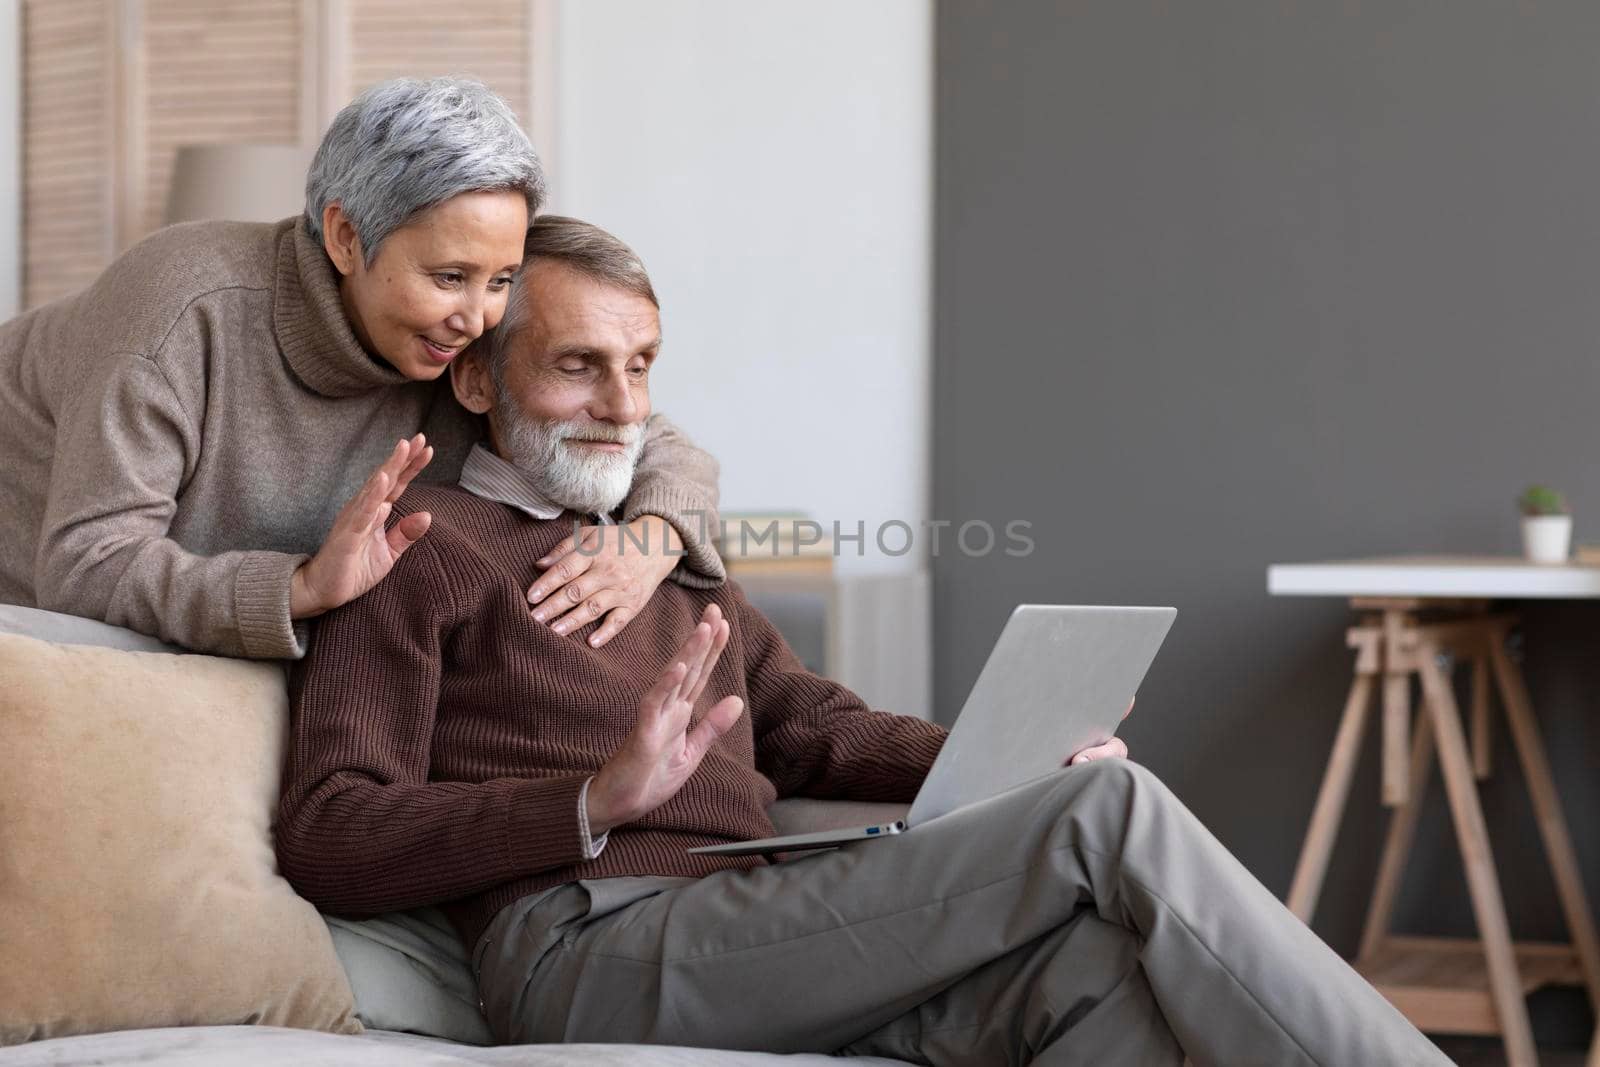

{"left": 1518, "top": 484, "right": 1572, "bottom": 563}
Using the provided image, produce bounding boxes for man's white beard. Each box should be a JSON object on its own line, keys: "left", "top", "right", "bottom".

{"left": 493, "top": 399, "right": 644, "bottom": 516}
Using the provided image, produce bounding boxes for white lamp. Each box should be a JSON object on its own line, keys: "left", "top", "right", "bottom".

{"left": 164, "top": 144, "right": 318, "bottom": 226}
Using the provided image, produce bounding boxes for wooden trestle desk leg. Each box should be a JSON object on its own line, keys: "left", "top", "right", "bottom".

{"left": 1357, "top": 707, "right": 1435, "bottom": 960}
{"left": 1416, "top": 648, "right": 1539, "bottom": 1066}
{"left": 1286, "top": 630, "right": 1377, "bottom": 922}
{"left": 1472, "top": 654, "right": 1493, "bottom": 780}
{"left": 1486, "top": 641, "right": 1600, "bottom": 1065}
{"left": 1382, "top": 610, "right": 1412, "bottom": 806}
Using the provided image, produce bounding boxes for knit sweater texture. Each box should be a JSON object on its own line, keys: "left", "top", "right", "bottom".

{"left": 276, "top": 484, "right": 948, "bottom": 949}
{"left": 0, "top": 217, "right": 723, "bottom": 659}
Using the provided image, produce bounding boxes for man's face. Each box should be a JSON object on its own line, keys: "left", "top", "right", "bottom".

{"left": 488, "top": 259, "right": 659, "bottom": 515}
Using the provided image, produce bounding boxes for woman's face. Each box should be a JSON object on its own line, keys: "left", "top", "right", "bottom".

{"left": 325, "top": 189, "right": 528, "bottom": 381}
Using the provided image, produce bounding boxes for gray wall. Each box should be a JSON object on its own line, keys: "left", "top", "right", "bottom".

{"left": 935, "top": 0, "right": 1600, "bottom": 1041}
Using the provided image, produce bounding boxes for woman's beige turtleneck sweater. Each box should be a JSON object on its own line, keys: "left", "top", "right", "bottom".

{"left": 0, "top": 217, "right": 722, "bottom": 658}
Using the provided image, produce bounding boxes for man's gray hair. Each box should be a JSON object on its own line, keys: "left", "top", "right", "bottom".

{"left": 481, "top": 215, "right": 659, "bottom": 384}
{"left": 304, "top": 77, "right": 545, "bottom": 262}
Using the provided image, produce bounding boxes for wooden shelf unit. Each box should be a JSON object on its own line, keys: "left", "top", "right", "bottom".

{"left": 1356, "top": 936, "right": 1585, "bottom": 1038}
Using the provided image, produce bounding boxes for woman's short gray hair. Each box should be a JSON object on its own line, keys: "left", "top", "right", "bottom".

{"left": 304, "top": 77, "right": 545, "bottom": 262}
{"left": 482, "top": 215, "right": 659, "bottom": 383}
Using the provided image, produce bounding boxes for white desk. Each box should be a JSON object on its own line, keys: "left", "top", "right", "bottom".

{"left": 1268, "top": 555, "right": 1600, "bottom": 1067}
{"left": 1269, "top": 555, "right": 1600, "bottom": 600}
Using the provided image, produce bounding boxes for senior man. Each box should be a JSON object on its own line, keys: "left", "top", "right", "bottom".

{"left": 276, "top": 216, "right": 1446, "bottom": 1066}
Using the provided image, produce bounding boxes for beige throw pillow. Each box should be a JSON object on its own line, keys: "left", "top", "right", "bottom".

{"left": 0, "top": 632, "right": 360, "bottom": 1044}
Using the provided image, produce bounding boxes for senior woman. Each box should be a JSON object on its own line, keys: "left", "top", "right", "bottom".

{"left": 0, "top": 77, "right": 723, "bottom": 659}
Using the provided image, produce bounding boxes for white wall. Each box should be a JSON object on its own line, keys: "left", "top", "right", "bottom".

{"left": 0, "top": 0, "right": 19, "bottom": 320}
{"left": 546, "top": 0, "right": 932, "bottom": 576}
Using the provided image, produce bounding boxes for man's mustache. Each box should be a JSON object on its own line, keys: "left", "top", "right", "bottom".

{"left": 562, "top": 424, "right": 642, "bottom": 447}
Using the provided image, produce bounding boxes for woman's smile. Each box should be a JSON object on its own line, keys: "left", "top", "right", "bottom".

{"left": 420, "top": 336, "right": 465, "bottom": 364}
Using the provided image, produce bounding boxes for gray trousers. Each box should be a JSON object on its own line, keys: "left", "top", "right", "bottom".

{"left": 474, "top": 759, "right": 1447, "bottom": 1066}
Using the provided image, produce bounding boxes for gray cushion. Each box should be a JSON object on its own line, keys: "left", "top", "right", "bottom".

{"left": 0, "top": 1025, "right": 916, "bottom": 1064}
{"left": 324, "top": 910, "right": 494, "bottom": 1046}
{"left": 0, "top": 603, "right": 178, "bottom": 653}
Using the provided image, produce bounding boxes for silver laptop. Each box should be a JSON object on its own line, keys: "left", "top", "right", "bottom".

{"left": 689, "top": 604, "right": 1177, "bottom": 858}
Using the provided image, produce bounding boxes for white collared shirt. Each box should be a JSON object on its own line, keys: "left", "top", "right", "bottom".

{"left": 458, "top": 442, "right": 623, "bottom": 525}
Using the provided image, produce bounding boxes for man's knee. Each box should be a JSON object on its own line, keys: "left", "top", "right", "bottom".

{"left": 1045, "top": 757, "right": 1184, "bottom": 835}
{"left": 1062, "top": 755, "right": 1167, "bottom": 799}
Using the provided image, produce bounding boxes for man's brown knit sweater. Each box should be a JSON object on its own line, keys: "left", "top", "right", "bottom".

{"left": 276, "top": 484, "right": 948, "bottom": 949}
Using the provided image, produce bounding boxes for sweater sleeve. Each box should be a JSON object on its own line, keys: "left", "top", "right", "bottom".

{"left": 735, "top": 587, "right": 947, "bottom": 802}
{"left": 32, "top": 351, "right": 309, "bottom": 659}
{"left": 621, "top": 413, "right": 726, "bottom": 589}
{"left": 275, "top": 534, "right": 593, "bottom": 917}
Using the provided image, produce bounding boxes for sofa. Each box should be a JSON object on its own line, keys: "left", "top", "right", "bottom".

{"left": 0, "top": 604, "right": 916, "bottom": 1066}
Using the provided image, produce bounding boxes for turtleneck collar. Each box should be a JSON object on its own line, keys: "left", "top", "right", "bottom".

{"left": 272, "top": 217, "right": 414, "bottom": 398}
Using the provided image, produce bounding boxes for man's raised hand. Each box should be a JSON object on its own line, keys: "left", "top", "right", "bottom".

{"left": 586, "top": 603, "right": 745, "bottom": 835}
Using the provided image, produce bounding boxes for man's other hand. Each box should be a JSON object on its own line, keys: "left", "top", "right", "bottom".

{"left": 586, "top": 603, "right": 744, "bottom": 834}
{"left": 1066, "top": 697, "right": 1134, "bottom": 766}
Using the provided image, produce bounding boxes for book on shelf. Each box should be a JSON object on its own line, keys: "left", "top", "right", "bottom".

{"left": 725, "top": 555, "right": 836, "bottom": 580}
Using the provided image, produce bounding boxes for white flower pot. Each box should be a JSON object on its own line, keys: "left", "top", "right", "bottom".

{"left": 1522, "top": 515, "right": 1573, "bottom": 564}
